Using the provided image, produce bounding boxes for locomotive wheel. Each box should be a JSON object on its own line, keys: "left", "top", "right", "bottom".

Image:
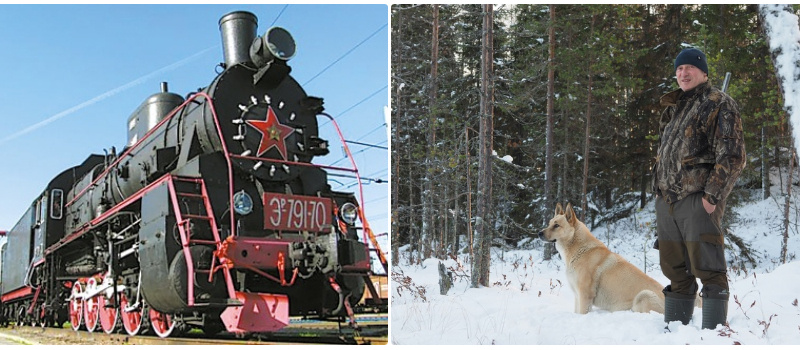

{"left": 16, "top": 305, "right": 27, "bottom": 326}
{"left": 119, "top": 292, "right": 143, "bottom": 336}
{"left": 98, "top": 296, "right": 119, "bottom": 334}
{"left": 37, "top": 304, "right": 48, "bottom": 328}
{"left": 69, "top": 281, "right": 84, "bottom": 331}
{"left": 149, "top": 308, "right": 176, "bottom": 338}
{"left": 84, "top": 278, "right": 101, "bottom": 332}
{"left": 98, "top": 276, "right": 120, "bottom": 334}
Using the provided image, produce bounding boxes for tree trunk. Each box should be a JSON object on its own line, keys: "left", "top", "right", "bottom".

{"left": 561, "top": 109, "right": 568, "bottom": 204}
{"left": 452, "top": 182, "right": 459, "bottom": 257}
{"left": 421, "top": 5, "right": 440, "bottom": 259}
{"left": 438, "top": 261, "right": 453, "bottom": 295}
{"left": 466, "top": 125, "right": 473, "bottom": 260}
{"left": 543, "top": 4, "right": 557, "bottom": 260}
{"left": 762, "top": 125, "right": 770, "bottom": 199}
{"left": 391, "top": 6, "right": 403, "bottom": 264}
{"left": 582, "top": 75, "right": 593, "bottom": 221}
{"left": 408, "top": 175, "right": 417, "bottom": 263}
{"left": 640, "top": 164, "right": 648, "bottom": 209}
{"left": 441, "top": 182, "right": 448, "bottom": 259}
{"left": 472, "top": 4, "right": 494, "bottom": 288}
{"left": 582, "top": 14, "right": 596, "bottom": 222}
{"left": 782, "top": 148, "right": 794, "bottom": 264}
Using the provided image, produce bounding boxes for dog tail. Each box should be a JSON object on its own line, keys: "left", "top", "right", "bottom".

{"left": 633, "top": 290, "right": 665, "bottom": 314}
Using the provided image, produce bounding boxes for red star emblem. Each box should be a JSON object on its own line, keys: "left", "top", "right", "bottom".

{"left": 245, "top": 106, "right": 295, "bottom": 160}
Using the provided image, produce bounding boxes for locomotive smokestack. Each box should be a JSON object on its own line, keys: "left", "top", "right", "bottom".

{"left": 219, "top": 11, "right": 258, "bottom": 68}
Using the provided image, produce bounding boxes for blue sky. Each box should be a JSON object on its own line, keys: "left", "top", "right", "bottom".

{"left": 0, "top": 5, "right": 389, "bottom": 258}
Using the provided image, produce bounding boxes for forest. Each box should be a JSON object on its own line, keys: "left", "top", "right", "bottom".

{"left": 390, "top": 4, "right": 800, "bottom": 280}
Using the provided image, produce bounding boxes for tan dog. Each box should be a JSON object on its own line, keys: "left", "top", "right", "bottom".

{"left": 538, "top": 203, "right": 665, "bottom": 314}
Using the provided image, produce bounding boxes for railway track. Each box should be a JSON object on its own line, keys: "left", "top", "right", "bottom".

{"left": 0, "top": 314, "right": 387, "bottom": 345}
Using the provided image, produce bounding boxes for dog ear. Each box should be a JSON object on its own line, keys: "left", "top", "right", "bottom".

{"left": 565, "top": 203, "right": 577, "bottom": 225}
{"left": 555, "top": 203, "right": 564, "bottom": 216}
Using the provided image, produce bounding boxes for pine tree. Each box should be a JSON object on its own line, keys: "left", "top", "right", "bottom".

{"left": 472, "top": 4, "right": 494, "bottom": 288}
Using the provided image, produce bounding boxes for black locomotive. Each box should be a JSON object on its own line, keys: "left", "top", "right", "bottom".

{"left": 0, "top": 11, "right": 386, "bottom": 337}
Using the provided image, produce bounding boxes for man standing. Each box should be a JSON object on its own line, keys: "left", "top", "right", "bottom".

{"left": 652, "top": 47, "right": 746, "bottom": 329}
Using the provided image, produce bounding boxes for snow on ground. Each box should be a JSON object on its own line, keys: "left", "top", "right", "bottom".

{"left": 391, "top": 180, "right": 800, "bottom": 345}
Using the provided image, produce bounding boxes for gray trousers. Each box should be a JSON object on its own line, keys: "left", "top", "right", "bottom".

{"left": 656, "top": 192, "right": 728, "bottom": 295}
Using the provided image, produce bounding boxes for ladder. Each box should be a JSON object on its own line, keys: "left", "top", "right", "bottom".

{"left": 166, "top": 176, "right": 236, "bottom": 306}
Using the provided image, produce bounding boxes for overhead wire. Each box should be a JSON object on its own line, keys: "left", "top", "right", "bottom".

{"left": 343, "top": 169, "right": 388, "bottom": 189}
{"left": 268, "top": 4, "right": 289, "bottom": 27}
{"left": 328, "top": 138, "right": 388, "bottom": 168}
{"left": 265, "top": 8, "right": 389, "bottom": 233}
{"left": 323, "top": 114, "right": 388, "bottom": 169}
{"left": 314, "top": 79, "right": 388, "bottom": 180}
{"left": 327, "top": 85, "right": 388, "bottom": 121}
{"left": 357, "top": 123, "right": 388, "bottom": 142}
{"left": 302, "top": 23, "right": 388, "bottom": 87}
{"left": 278, "top": 12, "right": 388, "bottom": 181}
{"left": 320, "top": 88, "right": 388, "bottom": 169}
{"left": 271, "top": 7, "right": 391, "bottom": 195}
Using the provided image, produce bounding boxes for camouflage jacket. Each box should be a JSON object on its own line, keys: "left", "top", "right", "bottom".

{"left": 652, "top": 82, "right": 746, "bottom": 205}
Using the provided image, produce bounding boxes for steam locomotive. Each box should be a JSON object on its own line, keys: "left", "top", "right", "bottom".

{"left": 0, "top": 11, "right": 386, "bottom": 337}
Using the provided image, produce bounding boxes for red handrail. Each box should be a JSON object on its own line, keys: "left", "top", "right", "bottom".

{"left": 317, "top": 112, "right": 387, "bottom": 271}
{"left": 65, "top": 94, "right": 210, "bottom": 208}
{"left": 63, "top": 92, "right": 236, "bottom": 237}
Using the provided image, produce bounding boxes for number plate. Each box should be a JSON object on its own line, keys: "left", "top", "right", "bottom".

{"left": 263, "top": 193, "right": 332, "bottom": 232}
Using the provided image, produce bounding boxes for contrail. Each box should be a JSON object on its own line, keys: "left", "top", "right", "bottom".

{"left": 0, "top": 46, "right": 215, "bottom": 146}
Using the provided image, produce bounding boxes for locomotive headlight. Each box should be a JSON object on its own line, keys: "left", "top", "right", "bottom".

{"left": 339, "top": 202, "right": 359, "bottom": 226}
{"left": 263, "top": 27, "right": 295, "bottom": 61}
{"left": 233, "top": 190, "right": 254, "bottom": 216}
{"left": 250, "top": 26, "right": 296, "bottom": 68}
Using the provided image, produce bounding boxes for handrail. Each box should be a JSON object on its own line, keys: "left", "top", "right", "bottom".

{"left": 200, "top": 92, "right": 236, "bottom": 237}
{"left": 65, "top": 94, "right": 203, "bottom": 208}
{"left": 63, "top": 92, "right": 236, "bottom": 237}
{"left": 229, "top": 154, "right": 359, "bottom": 174}
{"left": 317, "top": 112, "right": 388, "bottom": 271}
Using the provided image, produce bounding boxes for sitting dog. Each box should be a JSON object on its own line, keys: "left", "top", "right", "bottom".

{"left": 538, "top": 203, "right": 665, "bottom": 314}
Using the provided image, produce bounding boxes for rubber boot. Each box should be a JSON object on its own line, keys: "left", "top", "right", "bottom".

{"left": 663, "top": 285, "right": 695, "bottom": 325}
{"left": 701, "top": 284, "right": 729, "bottom": 330}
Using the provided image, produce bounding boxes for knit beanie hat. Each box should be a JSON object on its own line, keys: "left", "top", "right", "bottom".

{"left": 674, "top": 48, "right": 708, "bottom": 74}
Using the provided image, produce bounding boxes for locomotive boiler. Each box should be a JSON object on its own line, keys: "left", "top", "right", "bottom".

{"left": 0, "top": 10, "right": 386, "bottom": 337}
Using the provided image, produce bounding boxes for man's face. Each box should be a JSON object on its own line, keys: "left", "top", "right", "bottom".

{"left": 675, "top": 64, "right": 707, "bottom": 91}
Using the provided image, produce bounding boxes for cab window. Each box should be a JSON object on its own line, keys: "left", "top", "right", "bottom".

{"left": 35, "top": 197, "right": 43, "bottom": 226}
{"left": 51, "top": 189, "right": 64, "bottom": 220}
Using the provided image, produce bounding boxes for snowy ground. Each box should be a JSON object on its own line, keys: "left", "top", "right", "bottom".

{"left": 391, "top": 180, "right": 800, "bottom": 345}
